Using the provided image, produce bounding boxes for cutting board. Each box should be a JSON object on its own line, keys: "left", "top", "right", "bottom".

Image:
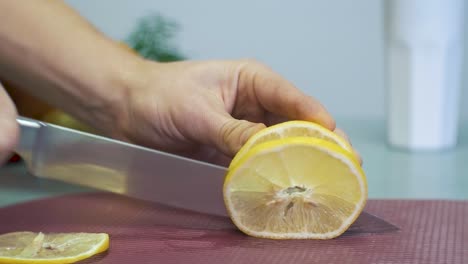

{"left": 0, "top": 193, "right": 466, "bottom": 264}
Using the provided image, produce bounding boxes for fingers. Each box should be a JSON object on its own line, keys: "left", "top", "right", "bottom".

{"left": 206, "top": 112, "right": 266, "bottom": 157}
{"left": 238, "top": 60, "right": 335, "bottom": 130}
{"left": 218, "top": 117, "right": 266, "bottom": 157}
{"left": 0, "top": 82, "right": 19, "bottom": 165}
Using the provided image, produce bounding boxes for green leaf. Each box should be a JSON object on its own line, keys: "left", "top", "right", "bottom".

{"left": 126, "top": 12, "right": 186, "bottom": 62}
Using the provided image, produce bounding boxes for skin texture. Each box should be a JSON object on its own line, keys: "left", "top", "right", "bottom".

{"left": 114, "top": 60, "right": 337, "bottom": 164}
{"left": 0, "top": 82, "right": 18, "bottom": 165}
{"left": 0, "top": 0, "right": 358, "bottom": 166}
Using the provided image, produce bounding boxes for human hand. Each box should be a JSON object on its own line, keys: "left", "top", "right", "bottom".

{"left": 0, "top": 82, "right": 19, "bottom": 165}
{"left": 0, "top": 1, "right": 359, "bottom": 166}
{"left": 112, "top": 59, "right": 358, "bottom": 165}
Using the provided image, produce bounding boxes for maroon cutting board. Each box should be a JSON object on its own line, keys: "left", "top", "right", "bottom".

{"left": 0, "top": 192, "right": 466, "bottom": 264}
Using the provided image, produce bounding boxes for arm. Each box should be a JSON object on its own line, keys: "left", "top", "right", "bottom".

{"left": 0, "top": 0, "right": 140, "bottom": 134}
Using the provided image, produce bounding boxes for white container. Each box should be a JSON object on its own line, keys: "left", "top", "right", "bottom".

{"left": 386, "top": 0, "right": 464, "bottom": 150}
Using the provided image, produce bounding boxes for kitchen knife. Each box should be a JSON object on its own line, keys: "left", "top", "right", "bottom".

{"left": 16, "top": 116, "right": 227, "bottom": 216}
{"left": 15, "top": 116, "right": 399, "bottom": 232}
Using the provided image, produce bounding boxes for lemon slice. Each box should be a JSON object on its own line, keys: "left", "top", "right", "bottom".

{"left": 229, "top": 120, "right": 354, "bottom": 169}
{"left": 0, "top": 232, "right": 109, "bottom": 264}
{"left": 224, "top": 137, "right": 367, "bottom": 239}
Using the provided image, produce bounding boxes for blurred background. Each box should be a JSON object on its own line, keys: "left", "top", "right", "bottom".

{"left": 63, "top": 0, "right": 468, "bottom": 123}
{"left": 69, "top": 0, "right": 387, "bottom": 121}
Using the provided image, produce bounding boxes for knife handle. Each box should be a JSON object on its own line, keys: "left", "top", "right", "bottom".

{"left": 15, "top": 116, "right": 42, "bottom": 166}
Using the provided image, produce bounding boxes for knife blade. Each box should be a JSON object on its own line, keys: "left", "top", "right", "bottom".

{"left": 16, "top": 116, "right": 227, "bottom": 216}
{"left": 14, "top": 116, "right": 399, "bottom": 233}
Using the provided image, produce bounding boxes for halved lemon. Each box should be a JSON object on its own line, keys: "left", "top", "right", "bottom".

{"left": 223, "top": 137, "right": 367, "bottom": 239}
{"left": 0, "top": 232, "right": 109, "bottom": 264}
{"left": 229, "top": 120, "right": 355, "bottom": 169}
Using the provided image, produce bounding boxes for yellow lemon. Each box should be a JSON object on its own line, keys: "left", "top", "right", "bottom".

{"left": 224, "top": 137, "right": 367, "bottom": 239}
{"left": 0, "top": 232, "right": 109, "bottom": 264}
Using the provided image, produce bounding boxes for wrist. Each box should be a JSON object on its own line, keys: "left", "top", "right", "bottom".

{"left": 106, "top": 58, "right": 170, "bottom": 145}
{"left": 91, "top": 45, "right": 150, "bottom": 137}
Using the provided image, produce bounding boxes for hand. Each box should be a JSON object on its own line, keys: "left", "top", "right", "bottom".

{"left": 112, "top": 59, "right": 347, "bottom": 165}
{"left": 0, "top": 1, "right": 359, "bottom": 167}
{"left": 0, "top": 82, "right": 19, "bottom": 165}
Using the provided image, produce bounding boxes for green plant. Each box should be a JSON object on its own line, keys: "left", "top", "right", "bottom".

{"left": 126, "top": 13, "right": 185, "bottom": 62}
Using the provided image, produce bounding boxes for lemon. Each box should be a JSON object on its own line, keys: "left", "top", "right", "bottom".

{"left": 0, "top": 232, "right": 109, "bottom": 264}
{"left": 223, "top": 137, "right": 367, "bottom": 239}
{"left": 229, "top": 120, "right": 355, "bottom": 169}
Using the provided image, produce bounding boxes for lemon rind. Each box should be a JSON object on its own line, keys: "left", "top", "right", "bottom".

{"left": 229, "top": 120, "right": 353, "bottom": 169}
{"left": 0, "top": 233, "right": 109, "bottom": 264}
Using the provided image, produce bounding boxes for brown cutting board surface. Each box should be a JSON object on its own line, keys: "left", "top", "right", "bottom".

{"left": 0, "top": 193, "right": 466, "bottom": 264}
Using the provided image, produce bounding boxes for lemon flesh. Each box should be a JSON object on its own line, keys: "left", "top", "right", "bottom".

{"left": 224, "top": 137, "right": 367, "bottom": 239}
{"left": 0, "top": 232, "right": 109, "bottom": 264}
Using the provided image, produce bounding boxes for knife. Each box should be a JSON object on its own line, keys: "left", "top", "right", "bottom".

{"left": 16, "top": 116, "right": 227, "bottom": 216}
{"left": 15, "top": 116, "right": 399, "bottom": 233}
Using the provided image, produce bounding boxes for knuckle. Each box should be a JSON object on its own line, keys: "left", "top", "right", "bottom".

{"left": 217, "top": 119, "right": 239, "bottom": 155}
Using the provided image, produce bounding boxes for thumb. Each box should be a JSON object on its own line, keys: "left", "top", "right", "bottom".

{"left": 213, "top": 116, "right": 266, "bottom": 157}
